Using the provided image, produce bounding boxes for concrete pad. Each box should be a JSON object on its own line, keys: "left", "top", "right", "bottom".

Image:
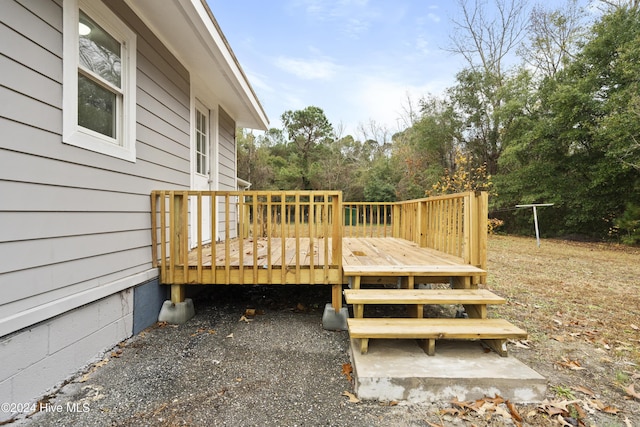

{"left": 350, "top": 339, "right": 546, "bottom": 403}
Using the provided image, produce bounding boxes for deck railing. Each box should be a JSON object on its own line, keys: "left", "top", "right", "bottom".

{"left": 394, "top": 191, "right": 488, "bottom": 270}
{"left": 342, "top": 202, "right": 394, "bottom": 237}
{"left": 151, "top": 191, "right": 343, "bottom": 288}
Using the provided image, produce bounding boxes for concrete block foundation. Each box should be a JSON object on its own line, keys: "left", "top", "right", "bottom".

{"left": 158, "top": 299, "right": 195, "bottom": 324}
{"left": 350, "top": 338, "right": 546, "bottom": 403}
{"left": 321, "top": 303, "right": 349, "bottom": 331}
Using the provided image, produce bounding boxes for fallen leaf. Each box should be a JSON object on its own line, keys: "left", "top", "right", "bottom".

{"left": 630, "top": 324, "right": 639, "bottom": 331}
{"left": 494, "top": 405, "right": 512, "bottom": 420}
{"left": 239, "top": 315, "right": 253, "bottom": 323}
{"left": 572, "top": 385, "right": 595, "bottom": 397}
{"left": 511, "top": 340, "right": 530, "bottom": 349}
{"left": 484, "top": 395, "right": 506, "bottom": 405}
{"left": 623, "top": 384, "right": 640, "bottom": 400}
{"left": 110, "top": 349, "right": 123, "bottom": 358}
{"left": 342, "top": 391, "right": 360, "bottom": 403}
{"left": 226, "top": 333, "right": 234, "bottom": 338}
{"left": 95, "top": 358, "right": 109, "bottom": 368}
{"left": 570, "top": 402, "right": 586, "bottom": 419}
{"left": 556, "top": 357, "right": 586, "bottom": 370}
{"left": 507, "top": 401, "right": 523, "bottom": 422}
{"left": 78, "top": 373, "right": 90, "bottom": 383}
{"left": 602, "top": 406, "right": 619, "bottom": 414}
{"left": 342, "top": 363, "right": 353, "bottom": 382}
{"left": 553, "top": 335, "right": 565, "bottom": 342}
{"left": 587, "top": 399, "right": 606, "bottom": 411}
{"left": 244, "top": 308, "right": 256, "bottom": 317}
{"left": 451, "top": 397, "right": 476, "bottom": 410}
{"left": 624, "top": 416, "right": 633, "bottom": 427}
{"left": 556, "top": 415, "right": 573, "bottom": 427}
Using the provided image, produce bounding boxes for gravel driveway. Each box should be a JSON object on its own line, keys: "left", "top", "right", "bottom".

{"left": 19, "top": 286, "right": 444, "bottom": 427}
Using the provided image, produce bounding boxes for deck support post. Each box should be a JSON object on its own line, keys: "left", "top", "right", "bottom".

{"left": 331, "top": 284, "right": 342, "bottom": 312}
{"left": 171, "top": 284, "right": 186, "bottom": 304}
{"left": 482, "top": 339, "right": 508, "bottom": 357}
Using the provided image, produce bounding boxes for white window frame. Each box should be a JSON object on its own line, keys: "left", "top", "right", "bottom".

{"left": 195, "top": 105, "right": 209, "bottom": 177}
{"left": 62, "top": 0, "right": 137, "bottom": 162}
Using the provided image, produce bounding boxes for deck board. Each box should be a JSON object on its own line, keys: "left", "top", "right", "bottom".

{"left": 188, "top": 237, "right": 467, "bottom": 270}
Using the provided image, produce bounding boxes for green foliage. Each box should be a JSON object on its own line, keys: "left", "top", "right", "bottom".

{"left": 551, "top": 385, "right": 575, "bottom": 400}
{"left": 494, "top": 6, "right": 640, "bottom": 239}
{"left": 614, "top": 203, "right": 640, "bottom": 244}
{"left": 363, "top": 157, "right": 398, "bottom": 202}
{"left": 281, "top": 106, "right": 334, "bottom": 190}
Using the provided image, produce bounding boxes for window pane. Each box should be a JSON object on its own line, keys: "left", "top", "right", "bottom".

{"left": 79, "top": 11, "right": 121, "bottom": 88}
{"left": 78, "top": 74, "right": 116, "bottom": 138}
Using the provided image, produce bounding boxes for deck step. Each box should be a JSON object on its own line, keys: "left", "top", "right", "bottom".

{"left": 347, "top": 318, "right": 527, "bottom": 356}
{"left": 344, "top": 289, "right": 505, "bottom": 305}
{"left": 342, "top": 264, "right": 486, "bottom": 277}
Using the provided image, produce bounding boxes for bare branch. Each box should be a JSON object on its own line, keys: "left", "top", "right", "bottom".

{"left": 447, "top": 0, "right": 529, "bottom": 76}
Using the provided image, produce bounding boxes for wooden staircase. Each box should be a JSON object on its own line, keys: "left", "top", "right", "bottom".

{"left": 343, "top": 266, "right": 527, "bottom": 357}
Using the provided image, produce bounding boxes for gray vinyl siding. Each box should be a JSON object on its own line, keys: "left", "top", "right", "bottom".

{"left": 218, "top": 107, "right": 237, "bottom": 190}
{"left": 0, "top": 0, "right": 190, "bottom": 334}
{"left": 216, "top": 108, "right": 238, "bottom": 238}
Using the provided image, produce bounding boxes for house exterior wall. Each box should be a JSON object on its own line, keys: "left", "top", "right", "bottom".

{"left": 217, "top": 107, "right": 239, "bottom": 239}
{"left": 218, "top": 107, "right": 237, "bottom": 191}
{"left": 0, "top": 0, "right": 190, "bottom": 417}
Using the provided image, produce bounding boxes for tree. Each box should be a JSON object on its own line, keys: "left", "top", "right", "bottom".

{"left": 392, "top": 94, "right": 462, "bottom": 199}
{"left": 448, "top": 0, "right": 529, "bottom": 77}
{"left": 281, "top": 106, "right": 334, "bottom": 190}
{"left": 495, "top": 6, "right": 640, "bottom": 238}
{"left": 518, "top": 0, "right": 587, "bottom": 78}
{"left": 447, "top": 0, "right": 530, "bottom": 175}
{"left": 237, "top": 129, "right": 275, "bottom": 190}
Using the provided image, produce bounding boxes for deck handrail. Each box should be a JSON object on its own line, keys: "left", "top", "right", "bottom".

{"left": 397, "top": 191, "right": 487, "bottom": 273}
{"left": 344, "top": 192, "right": 488, "bottom": 272}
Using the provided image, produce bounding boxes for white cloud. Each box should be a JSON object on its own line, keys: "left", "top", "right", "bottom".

{"left": 427, "top": 12, "right": 441, "bottom": 23}
{"left": 351, "top": 75, "right": 449, "bottom": 133}
{"left": 415, "top": 35, "right": 430, "bottom": 55}
{"left": 274, "top": 56, "right": 339, "bottom": 80}
{"left": 246, "top": 70, "right": 275, "bottom": 94}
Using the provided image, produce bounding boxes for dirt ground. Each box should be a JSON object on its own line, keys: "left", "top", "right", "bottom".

{"left": 13, "top": 235, "right": 640, "bottom": 426}
{"left": 482, "top": 235, "right": 640, "bottom": 427}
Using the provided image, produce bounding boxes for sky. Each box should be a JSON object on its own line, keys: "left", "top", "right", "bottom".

{"left": 209, "top": 0, "right": 589, "bottom": 139}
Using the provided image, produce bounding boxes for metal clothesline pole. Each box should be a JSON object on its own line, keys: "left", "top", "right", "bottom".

{"left": 516, "top": 203, "right": 554, "bottom": 247}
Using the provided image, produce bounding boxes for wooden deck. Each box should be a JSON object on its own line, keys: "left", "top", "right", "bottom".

{"left": 151, "top": 190, "right": 489, "bottom": 307}
{"left": 150, "top": 190, "right": 528, "bottom": 356}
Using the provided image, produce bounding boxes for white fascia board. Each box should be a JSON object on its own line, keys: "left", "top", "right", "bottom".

{"left": 124, "top": 0, "right": 269, "bottom": 130}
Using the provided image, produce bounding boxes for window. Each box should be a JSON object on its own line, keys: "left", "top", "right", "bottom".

{"left": 63, "top": 0, "right": 136, "bottom": 162}
{"left": 195, "top": 108, "right": 209, "bottom": 175}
